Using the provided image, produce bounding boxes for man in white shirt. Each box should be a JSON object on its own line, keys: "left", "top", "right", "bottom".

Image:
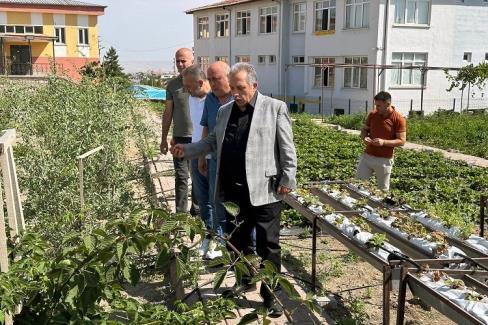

{"left": 182, "top": 64, "right": 221, "bottom": 259}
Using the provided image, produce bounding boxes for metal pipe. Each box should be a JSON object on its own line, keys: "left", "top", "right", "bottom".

{"left": 481, "top": 195, "right": 486, "bottom": 238}
{"left": 312, "top": 216, "right": 317, "bottom": 293}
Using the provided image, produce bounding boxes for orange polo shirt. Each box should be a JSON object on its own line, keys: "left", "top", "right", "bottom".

{"left": 365, "top": 107, "right": 407, "bottom": 159}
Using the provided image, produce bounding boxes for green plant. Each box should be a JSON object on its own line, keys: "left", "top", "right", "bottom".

{"left": 444, "top": 278, "right": 465, "bottom": 289}
{"left": 367, "top": 233, "right": 387, "bottom": 248}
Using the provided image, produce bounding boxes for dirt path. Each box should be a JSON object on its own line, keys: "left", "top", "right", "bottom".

{"left": 313, "top": 120, "right": 488, "bottom": 168}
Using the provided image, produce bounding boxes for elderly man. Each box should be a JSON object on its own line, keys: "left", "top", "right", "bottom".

{"left": 171, "top": 63, "right": 297, "bottom": 317}
{"left": 160, "top": 48, "right": 197, "bottom": 215}
{"left": 357, "top": 91, "right": 407, "bottom": 191}
{"left": 199, "top": 61, "right": 233, "bottom": 244}
{"left": 181, "top": 65, "right": 221, "bottom": 259}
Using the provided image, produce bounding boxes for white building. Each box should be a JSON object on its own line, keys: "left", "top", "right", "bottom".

{"left": 186, "top": 0, "right": 488, "bottom": 114}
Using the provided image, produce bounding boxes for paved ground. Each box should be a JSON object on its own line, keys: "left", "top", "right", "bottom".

{"left": 313, "top": 120, "right": 488, "bottom": 168}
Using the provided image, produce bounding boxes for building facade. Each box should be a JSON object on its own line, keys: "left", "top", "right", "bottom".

{"left": 0, "top": 0, "right": 105, "bottom": 80}
{"left": 187, "top": 0, "right": 488, "bottom": 114}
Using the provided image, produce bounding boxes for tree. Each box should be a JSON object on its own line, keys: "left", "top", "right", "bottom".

{"left": 445, "top": 62, "right": 488, "bottom": 92}
{"left": 102, "top": 46, "right": 126, "bottom": 79}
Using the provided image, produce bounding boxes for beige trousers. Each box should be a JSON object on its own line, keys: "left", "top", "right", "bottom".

{"left": 356, "top": 153, "right": 394, "bottom": 191}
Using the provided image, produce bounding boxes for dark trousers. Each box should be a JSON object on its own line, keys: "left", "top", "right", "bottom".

{"left": 224, "top": 184, "right": 283, "bottom": 302}
{"left": 173, "top": 137, "right": 198, "bottom": 214}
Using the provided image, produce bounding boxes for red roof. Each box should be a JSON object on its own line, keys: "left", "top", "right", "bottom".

{"left": 186, "top": 0, "right": 260, "bottom": 14}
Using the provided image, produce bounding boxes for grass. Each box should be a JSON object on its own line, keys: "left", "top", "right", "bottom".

{"left": 322, "top": 110, "right": 488, "bottom": 158}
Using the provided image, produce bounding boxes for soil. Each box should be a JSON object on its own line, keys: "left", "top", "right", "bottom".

{"left": 281, "top": 229, "right": 456, "bottom": 325}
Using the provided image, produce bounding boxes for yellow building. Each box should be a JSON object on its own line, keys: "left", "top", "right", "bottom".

{"left": 0, "top": 0, "right": 105, "bottom": 79}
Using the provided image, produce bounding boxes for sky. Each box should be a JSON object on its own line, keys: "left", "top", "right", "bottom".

{"left": 95, "top": 0, "right": 210, "bottom": 73}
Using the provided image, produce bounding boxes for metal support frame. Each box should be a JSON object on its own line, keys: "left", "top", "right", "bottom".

{"left": 312, "top": 216, "right": 318, "bottom": 293}
{"left": 0, "top": 129, "right": 24, "bottom": 325}
{"left": 77, "top": 145, "right": 104, "bottom": 208}
{"left": 480, "top": 195, "right": 487, "bottom": 238}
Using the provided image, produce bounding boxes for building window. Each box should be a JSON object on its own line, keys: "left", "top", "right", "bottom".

{"left": 216, "top": 14, "right": 229, "bottom": 37}
{"left": 236, "top": 55, "right": 251, "bottom": 63}
{"left": 391, "top": 53, "right": 427, "bottom": 86}
{"left": 258, "top": 55, "right": 266, "bottom": 64}
{"left": 315, "top": 1, "right": 336, "bottom": 32}
{"left": 197, "top": 17, "right": 209, "bottom": 39}
{"left": 215, "top": 56, "right": 229, "bottom": 63}
{"left": 236, "top": 10, "right": 251, "bottom": 36}
{"left": 293, "top": 2, "right": 306, "bottom": 32}
{"left": 55, "top": 27, "right": 66, "bottom": 44}
{"left": 25, "top": 26, "right": 34, "bottom": 33}
{"left": 259, "top": 6, "right": 278, "bottom": 34}
{"left": 313, "top": 57, "right": 335, "bottom": 87}
{"left": 0, "top": 26, "right": 5, "bottom": 33}
{"left": 14, "top": 26, "right": 25, "bottom": 33}
{"left": 6, "top": 26, "right": 14, "bottom": 33}
{"left": 78, "top": 28, "right": 89, "bottom": 45}
{"left": 198, "top": 56, "right": 210, "bottom": 72}
{"left": 463, "top": 52, "right": 472, "bottom": 62}
{"left": 395, "top": 0, "right": 430, "bottom": 25}
{"left": 344, "top": 56, "right": 368, "bottom": 88}
{"left": 345, "top": 0, "right": 369, "bottom": 29}
{"left": 34, "top": 26, "right": 43, "bottom": 34}
{"left": 292, "top": 56, "right": 305, "bottom": 64}
{"left": 269, "top": 55, "right": 276, "bottom": 64}
{"left": 485, "top": 53, "right": 488, "bottom": 62}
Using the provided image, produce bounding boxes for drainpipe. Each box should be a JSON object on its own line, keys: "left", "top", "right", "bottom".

{"left": 381, "top": 0, "right": 390, "bottom": 90}
{"left": 274, "top": 0, "right": 283, "bottom": 97}
{"left": 224, "top": 6, "right": 232, "bottom": 64}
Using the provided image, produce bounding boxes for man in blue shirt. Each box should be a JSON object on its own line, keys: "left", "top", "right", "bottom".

{"left": 199, "top": 61, "right": 233, "bottom": 248}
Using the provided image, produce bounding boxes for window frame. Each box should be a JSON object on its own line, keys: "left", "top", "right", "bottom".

{"left": 390, "top": 52, "right": 427, "bottom": 87}
{"left": 215, "top": 13, "right": 230, "bottom": 37}
{"left": 197, "top": 16, "right": 210, "bottom": 39}
{"left": 292, "top": 56, "right": 305, "bottom": 64}
{"left": 314, "top": 0, "right": 336, "bottom": 32}
{"left": 236, "top": 10, "right": 251, "bottom": 36}
{"left": 259, "top": 6, "right": 278, "bottom": 34}
{"left": 293, "top": 2, "right": 307, "bottom": 33}
{"left": 78, "top": 27, "right": 89, "bottom": 46}
{"left": 343, "top": 56, "right": 368, "bottom": 89}
{"left": 345, "top": 0, "right": 370, "bottom": 29}
{"left": 313, "top": 56, "right": 335, "bottom": 87}
{"left": 235, "top": 55, "right": 251, "bottom": 63}
{"left": 394, "top": 0, "right": 431, "bottom": 25}
{"left": 55, "top": 26, "right": 66, "bottom": 45}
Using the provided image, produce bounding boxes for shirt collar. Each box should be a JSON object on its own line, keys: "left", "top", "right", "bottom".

{"left": 248, "top": 91, "right": 258, "bottom": 108}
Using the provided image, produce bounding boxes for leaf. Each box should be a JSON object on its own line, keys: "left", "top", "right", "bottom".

{"left": 83, "top": 235, "right": 96, "bottom": 253}
{"left": 116, "top": 242, "right": 127, "bottom": 261}
{"left": 175, "top": 257, "right": 187, "bottom": 279}
{"left": 237, "top": 312, "right": 259, "bottom": 325}
{"left": 235, "top": 261, "right": 251, "bottom": 276}
{"left": 156, "top": 248, "right": 171, "bottom": 268}
{"left": 213, "top": 269, "right": 227, "bottom": 290}
{"left": 277, "top": 277, "right": 300, "bottom": 299}
{"left": 223, "top": 201, "right": 240, "bottom": 217}
{"left": 160, "top": 220, "right": 179, "bottom": 234}
{"left": 65, "top": 284, "right": 79, "bottom": 307}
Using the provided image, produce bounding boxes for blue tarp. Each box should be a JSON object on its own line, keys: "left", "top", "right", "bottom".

{"left": 130, "top": 85, "right": 166, "bottom": 101}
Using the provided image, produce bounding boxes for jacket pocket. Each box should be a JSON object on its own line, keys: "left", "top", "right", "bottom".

{"left": 265, "top": 169, "right": 278, "bottom": 177}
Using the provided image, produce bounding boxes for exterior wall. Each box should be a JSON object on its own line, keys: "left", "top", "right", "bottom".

{"left": 1, "top": 7, "right": 103, "bottom": 80}
{"left": 192, "top": 0, "right": 281, "bottom": 94}
{"left": 190, "top": 0, "right": 488, "bottom": 114}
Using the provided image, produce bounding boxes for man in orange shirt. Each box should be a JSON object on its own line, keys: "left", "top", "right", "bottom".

{"left": 357, "top": 91, "right": 407, "bottom": 191}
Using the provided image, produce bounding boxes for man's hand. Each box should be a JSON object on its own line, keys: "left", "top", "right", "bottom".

{"left": 170, "top": 143, "right": 185, "bottom": 159}
{"left": 160, "top": 139, "right": 169, "bottom": 154}
{"left": 371, "top": 138, "right": 385, "bottom": 147}
{"left": 277, "top": 185, "right": 292, "bottom": 195}
{"left": 363, "top": 136, "right": 372, "bottom": 146}
{"left": 198, "top": 157, "right": 207, "bottom": 176}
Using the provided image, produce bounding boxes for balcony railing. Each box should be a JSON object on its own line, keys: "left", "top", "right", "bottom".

{"left": 0, "top": 58, "right": 63, "bottom": 76}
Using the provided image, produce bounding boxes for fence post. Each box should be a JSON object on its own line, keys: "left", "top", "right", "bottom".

{"left": 293, "top": 96, "right": 296, "bottom": 104}
{"left": 452, "top": 98, "right": 456, "bottom": 112}
{"left": 348, "top": 99, "right": 351, "bottom": 115}
{"left": 410, "top": 99, "right": 413, "bottom": 112}
{"left": 365, "top": 100, "right": 368, "bottom": 113}
{"left": 270, "top": 93, "right": 273, "bottom": 98}
{"left": 319, "top": 95, "right": 322, "bottom": 115}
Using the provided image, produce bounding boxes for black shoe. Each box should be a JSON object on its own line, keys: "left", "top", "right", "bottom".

{"left": 264, "top": 299, "right": 283, "bottom": 318}
{"left": 221, "top": 282, "right": 257, "bottom": 298}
